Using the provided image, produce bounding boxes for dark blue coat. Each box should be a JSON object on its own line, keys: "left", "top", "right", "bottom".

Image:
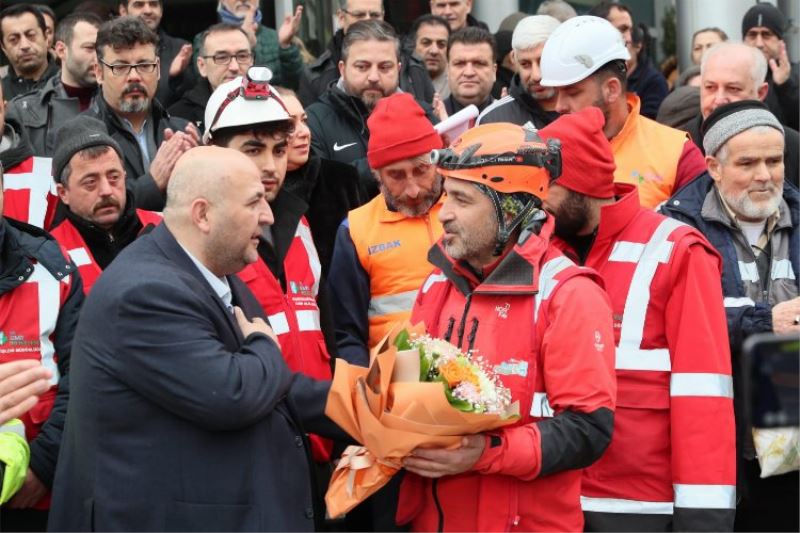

{"left": 48, "top": 223, "right": 340, "bottom": 532}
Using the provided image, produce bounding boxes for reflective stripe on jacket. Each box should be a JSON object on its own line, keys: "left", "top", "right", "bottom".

{"left": 2, "top": 156, "right": 58, "bottom": 230}
{"left": 51, "top": 210, "right": 163, "bottom": 295}
{"left": 555, "top": 183, "right": 736, "bottom": 532}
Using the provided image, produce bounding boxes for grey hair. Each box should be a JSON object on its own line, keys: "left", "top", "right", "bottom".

{"left": 341, "top": 19, "right": 400, "bottom": 63}
{"left": 536, "top": 0, "right": 577, "bottom": 23}
{"left": 701, "top": 41, "right": 767, "bottom": 87}
{"left": 512, "top": 15, "right": 560, "bottom": 51}
{"left": 715, "top": 125, "right": 783, "bottom": 164}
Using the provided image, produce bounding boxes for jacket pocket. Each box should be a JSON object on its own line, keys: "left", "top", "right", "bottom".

{"left": 165, "top": 501, "right": 257, "bottom": 532}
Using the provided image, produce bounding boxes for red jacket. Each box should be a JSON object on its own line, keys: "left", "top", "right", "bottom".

{"left": 554, "top": 184, "right": 736, "bottom": 531}
{"left": 400, "top": 216, "right": 617, "bottom": 532}
{"left": 3, "top": 156, "right": 58, "bottom": 230}
{"left": 50, "top": 209, "right": 162, "bottom": 294}
{"left": 238, "top": 217, "right": 332, "bottom": 461}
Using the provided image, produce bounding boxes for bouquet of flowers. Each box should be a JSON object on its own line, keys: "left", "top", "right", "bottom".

{"left": 324, "top": 322, "right": 519, "bottom": 518}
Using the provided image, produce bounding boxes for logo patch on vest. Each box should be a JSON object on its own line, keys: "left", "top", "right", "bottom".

{"left": 0, "top": 330, "right": 41, "bottom": 354}
{"left": 494, "top": 358, "right": 528, "bottom": 377}
{"left": 594, "top": 330, "right": 606, "bottom": 352}
{"left": 495, "top": 303, "right": 510, "bottom": 319}
{"left": 631, "top": 169, "right": 664, "bottom": 185}
{"left": 368, "top": 240, "right": 401, "bottom": 255}
{"left": 289, "top": 281, "right": 314, "bottom": 297}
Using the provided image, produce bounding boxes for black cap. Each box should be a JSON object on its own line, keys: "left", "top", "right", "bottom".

{"left": 52, "top": 116, "right": 124, "bottom": 184}
{"left": 742, "top": 3, "right": 786, "bottom": 39}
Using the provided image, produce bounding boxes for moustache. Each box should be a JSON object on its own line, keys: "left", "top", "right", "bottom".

{"left": 122, "top": 83, "right": 148, "bottom": 97}
{"left": 94, "top": 198, "right": 120, "bottom": 213}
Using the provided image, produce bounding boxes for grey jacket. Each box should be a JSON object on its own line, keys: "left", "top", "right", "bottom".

{"left": 6, "top": 76, "right": 97, "bottom": 157}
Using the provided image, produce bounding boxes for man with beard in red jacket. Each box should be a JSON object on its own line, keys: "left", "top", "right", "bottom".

{"left": 541, "top": 107, "right": 736, "bottom": 532}
{"left": 399, "top": 121, "right": 617, "bottom": 531}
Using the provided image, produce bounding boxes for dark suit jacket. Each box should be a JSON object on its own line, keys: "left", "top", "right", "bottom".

{"left": 48, "top": 223, "right": 339, "bottom": 532}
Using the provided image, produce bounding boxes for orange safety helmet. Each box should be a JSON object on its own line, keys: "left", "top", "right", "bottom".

{"left": 430, "top": 122, "right": 562, "bottom": 200}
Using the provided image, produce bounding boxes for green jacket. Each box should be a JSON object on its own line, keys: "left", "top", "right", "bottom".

{"left": 193, "top": 25, "right": 303, "bottom": 90}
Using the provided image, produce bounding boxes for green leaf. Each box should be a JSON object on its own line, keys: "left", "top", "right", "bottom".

{"left": 442, "top": 381, "right": 475, "bottom": 412}
{"left": 419, "top": 348, "right": 431, "bottom": 381}
{"left": 393, "top": 329, "right": 412, "bottom": 350}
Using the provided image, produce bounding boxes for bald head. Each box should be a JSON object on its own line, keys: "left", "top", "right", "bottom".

{"left": 164, "top": 146, "right": 257, "bottom": 222}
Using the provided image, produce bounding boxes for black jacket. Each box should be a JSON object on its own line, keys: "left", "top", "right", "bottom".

{"left": 6, "top": 76, "right": 97, "bottom": 157}
{"left": 685, "top": 113, "right": 799, "bottom": 188}
{"left": 477, "top": 74, "right": 558, "bottom": 128}
{"left": 306, "top": 84, "right": 438, "bottom": 200}
{"left": 155, "top": 28, "right": 195, "bottom": 108}
{"left": 53, "top": 193, "right": 152, "bottom": 270}
{"left": 0, "top": 217, "right": 83, "bottom": 487}
{"left": 444, "top": 93, "right": 494, "bottom": 116}
{"left": 764, "top": 62, "right": 799, "bottom": 131}
{"left": 298, "top": 29, "right": 435, "bottom": 107}
{"left": 0, "top": 116, "right": 34, "bottom": 171}
{"left": 48, "top": 222, "right": 342, "bottom": 531}
{"left": 627, "top": 61, "right": 669, "bottom": 120}
{"left": 283, "top": 155, "right": 366, "bottom": 277}
{"left": 167, "top": 78, "right": 212, "bottom": 132}
{"left": 78, "top": 95, "right": 190, "bottom": 211}
{"left": 1, "top": 57, "right": 59, "bottom": 101}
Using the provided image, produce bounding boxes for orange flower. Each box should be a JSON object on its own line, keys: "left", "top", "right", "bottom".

{"left": 439, "top": 359, "right": 481, "bottom": 390}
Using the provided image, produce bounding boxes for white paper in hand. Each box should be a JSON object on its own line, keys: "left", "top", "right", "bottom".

{"left": 434, "top": 104, "right": 479, "bottom": 146}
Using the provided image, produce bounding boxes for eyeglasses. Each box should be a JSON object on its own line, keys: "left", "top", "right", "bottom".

{"left": 341, "top": 8, "right": 383, "bottom": 19}
{"left": 201, "top": 51, "right": 254, "bottom": 66}
{"left": 99, "top": 59, "right": 158, "bottom": 77}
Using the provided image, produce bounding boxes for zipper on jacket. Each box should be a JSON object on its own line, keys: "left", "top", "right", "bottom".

{"left": 443, "top": 317, "right": 455, "bottom": 343}
{"left": 466, "top": 317, "right": 479, "bottom": 353}
{"left": 432, "top": 478, "right": 444, "bottom": 532}
{"left": 456, "top": 293, "right": 473, "bottom": 349}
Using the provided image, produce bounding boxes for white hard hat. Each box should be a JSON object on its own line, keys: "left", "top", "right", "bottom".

{"left": 203, "top": 66, "right": 290, "bottom": 144}
{"left": 540, "top": 16, "right": 630, "bottom": 87}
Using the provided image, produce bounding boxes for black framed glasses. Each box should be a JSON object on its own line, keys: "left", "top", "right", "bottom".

{"left": 201, "top": 51, "right": 254, "bottom": 66}
{"left": 99, "top": 59, "right": 158, "bottom": 77}
{"left": 341, "top": 8, "right": 383, "bottom": 19}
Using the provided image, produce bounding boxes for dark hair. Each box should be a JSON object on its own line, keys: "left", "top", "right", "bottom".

{"left": 409, "top": 14, "right": 450, "bottom": 42}
{"left": 33, "top": 4, "right": 56, "bottom": 25}
{"left": 447, "top": 26, "right": 496, "bottom": 60}
{"left": 55, "top": 12, "right": 103, "bottom": 47}
{"left": 118, "top": 0, "right": 162, "bottom": 6}
{"left": 0, "top": 5, "right": 48, "bottom": 43}
{"left": 95, "top": 15, "right": 159, "bottom": 62}
{"left": 596, "top": 59, "right": 628, "bottom": 91}
{"left": 588, "top": 1, "right": 632, "bottom": 20}
{"left": 210, "top": 122, "right": 294, "bottom": 149}
{"left": 198, "top": 23, "right": 250, "bottom": 56}
{"left": 74, "top": 1, "right": 118, "bottom": 22}
{"left": 341, "top": 19, "right": 400, "bottom": 63}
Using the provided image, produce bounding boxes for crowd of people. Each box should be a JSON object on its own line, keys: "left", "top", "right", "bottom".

{"left": 0, "top": 0, "right": 796, "bottom": 531}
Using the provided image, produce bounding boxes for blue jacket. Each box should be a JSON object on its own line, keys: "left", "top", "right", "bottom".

{"left": 660, "top": 173, "right": 799, "bottom": 348}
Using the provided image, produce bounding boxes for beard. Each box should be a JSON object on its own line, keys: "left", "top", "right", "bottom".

{"left": 66, "top": 60, "right": 96, "bottom": 88}
{"left": 442, "top": 216, "right": 498, "bottom": 263}
{"left": 381, "top": 177, "right": 442, "bottom": 217}
{"left": 119, "top": 83, "right": 151, "bottom": 113}
{"left": 550, "top": 189, "right": 591, "bottom": 239}
{"left": 721, "top": 181, "right": 783, "bottom": 221}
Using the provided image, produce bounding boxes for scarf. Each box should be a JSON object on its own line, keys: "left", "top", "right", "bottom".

{"left": 217, "top": 2, "right": 263, "bottom": 26}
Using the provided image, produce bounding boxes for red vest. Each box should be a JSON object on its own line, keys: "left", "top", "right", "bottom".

{"left": 0, "top": 251, "right": 77, "bottom": 509}
{"left": 401, "top": 218, "right": 617, "bottom": 532}
{"left": 3, "top": 156, "right": 58, "bottom": 229}
{"left": 237, "top": 217, "right": 332, "bottom": 461}
{"left": 50, "top": 210, "right": 162, "bottom": 295}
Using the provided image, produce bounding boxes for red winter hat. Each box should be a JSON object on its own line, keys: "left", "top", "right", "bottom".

{"left": 367, "top": 93, "right": 443, "bottom": 169}
{"left": 539, "top": 107, "right": 616, "bottom": 199}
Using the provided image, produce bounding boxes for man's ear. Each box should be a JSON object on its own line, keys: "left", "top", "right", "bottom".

{"left": 706, "top": 154, "right": 722, "bottom": 184}
{"left": 757, "top": 81, "right": 769, "bottom": 102}
{"left": 197, "top": 56, "right": 207, "bottom": 78}
{"left": 338, "top": 59, "right": 346, "bottom": 79}
{"left": 118, "top": 3, "right": 128, "bottom": 16}
{"left": 604, "top": 76, "right": 624, "bottom": 104}
{"left": 54, "top": 40, "right": 68, "bottom": 63}
{"left": 190, "top": 197, "right": 212, "bottom": 233}
{"left": 56, "top": 182, "right": 70, "bottom": 205}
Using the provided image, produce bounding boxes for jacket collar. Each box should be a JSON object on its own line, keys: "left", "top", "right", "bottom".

{"left": 428, "top": 214, "right": 555, "bottom": 296}
{"left": 609, "top": 93, "right": 642, "bottom": 150}
{"left": 592, "top": 183, "right": 642, "bottom": 249}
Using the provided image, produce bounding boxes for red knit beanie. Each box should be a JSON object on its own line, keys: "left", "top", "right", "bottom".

{"left": 539, "top": 107, "right": 616, "bottom": 199}
{"left": 367, "top": 93, "right": 443, "bottom": 169}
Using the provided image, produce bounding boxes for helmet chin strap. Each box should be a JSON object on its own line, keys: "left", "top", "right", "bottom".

{"left": 476, "top": 184, "right": 540, "bottom": 256}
